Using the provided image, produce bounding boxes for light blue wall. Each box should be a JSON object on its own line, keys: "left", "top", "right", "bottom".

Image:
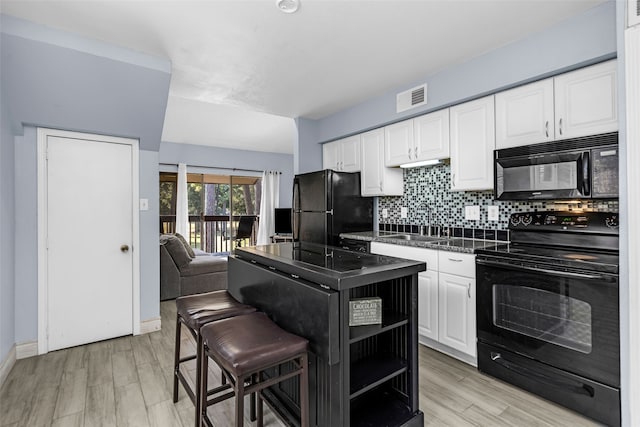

{"left": 13, "top": 128, "right": 38, "bottom": 344}
{"left": 139, "top": 150, "right": 160, "bottom": 321}
{"left": 0, "top": 76, "right": 16, "bottom": 364}
{"left": 1, "top": 14, "right": 171, "bottom": 151}
{"left": 159, "top": 142, "right": 295, "bottom": 208}
{"left": 2, "top": 15, "right": 172, "bottom": 346}
{"left": 297, "top": 1, "right": 617, "bottom": 171}
{"left": 294, "top": 118, "right": 320, "bottom": 174}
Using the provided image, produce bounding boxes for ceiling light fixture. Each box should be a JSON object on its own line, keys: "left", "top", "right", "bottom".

{"left": 276, "top": 0, "right": 300, "bottom": 14}
{"left": 399, "top": 159, "right": 442, "bottom": 169}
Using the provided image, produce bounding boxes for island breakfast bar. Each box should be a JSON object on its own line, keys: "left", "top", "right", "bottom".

{"left": 228, "top": 242, "right": 426, "bottom": 427}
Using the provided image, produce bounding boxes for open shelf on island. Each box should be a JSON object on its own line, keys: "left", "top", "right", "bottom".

{"left": 349, "top": 310, "right": 408, "bottom": 344}
{"left": 350, "top": 353, "right": 407, "bottom": 399}
{"left": 350, "top": 386, "right": 419, "bottom": 427}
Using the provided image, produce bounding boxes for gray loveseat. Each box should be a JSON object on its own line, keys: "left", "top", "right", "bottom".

{"left": 160, "top": 234, "right": 228, "bottom": 300}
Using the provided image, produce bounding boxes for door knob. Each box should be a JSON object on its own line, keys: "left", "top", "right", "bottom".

{"left": 120, "top": 244, "right": 129, "bottom": 253}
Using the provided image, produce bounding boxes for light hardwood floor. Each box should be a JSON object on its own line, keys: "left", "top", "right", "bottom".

{"left": 0, "top": 301, "right": 601, "bottom": 427}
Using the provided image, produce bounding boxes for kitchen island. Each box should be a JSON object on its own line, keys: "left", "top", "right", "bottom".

{"left": 228, "top": 241, "right": 426, "bottom": 427}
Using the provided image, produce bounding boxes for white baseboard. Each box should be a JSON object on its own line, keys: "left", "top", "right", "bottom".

{"left": 139, "top": 317, "right": 161, "bottom": 335}
{"left": 16, "top": 341, "right": 38, "bottom": 359}
{"left": 0, "top": 345, "right": 17, "bottom": 387}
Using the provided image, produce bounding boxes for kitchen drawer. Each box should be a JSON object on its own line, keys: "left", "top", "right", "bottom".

{"left": 438, "top": 252, "right": 475, "bottom": 278}
{"left": 371, "top": 242, "right": 438, "bottom": 271}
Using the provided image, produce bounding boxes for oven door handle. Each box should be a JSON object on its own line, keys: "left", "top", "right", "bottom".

{"left": 476, "top": 258, "right": 607, "bottom": 281}
{"left": 490, "top": 352, "right": 595, "bottom": 397}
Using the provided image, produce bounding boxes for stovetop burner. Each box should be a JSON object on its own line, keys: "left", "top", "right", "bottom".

{"left": 476, "top": 211, "right": 619, "bottom": 274}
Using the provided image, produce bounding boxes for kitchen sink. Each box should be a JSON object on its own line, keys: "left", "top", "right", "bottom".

{"left": 384, "top": 234, "right": 449, "bottom": 243}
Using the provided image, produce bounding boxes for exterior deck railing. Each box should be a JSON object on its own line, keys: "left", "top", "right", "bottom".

{"left": 160, "top": 215, "right": 258, "bottom": 253}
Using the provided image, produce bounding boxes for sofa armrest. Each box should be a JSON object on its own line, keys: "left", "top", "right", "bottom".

{"left": 160, "top": 244, "right": 181, "bottom": 300}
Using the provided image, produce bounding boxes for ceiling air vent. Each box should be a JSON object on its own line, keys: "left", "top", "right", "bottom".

{"left": 630, "top": 0, "right": 640, "bottom": 27}
{"left": 396, "top": 84, "right": 427, "bottom": 113}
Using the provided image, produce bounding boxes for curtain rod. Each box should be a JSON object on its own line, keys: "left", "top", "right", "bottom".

{"left": 159, "top": 162, "right": 281, "bottom": 174}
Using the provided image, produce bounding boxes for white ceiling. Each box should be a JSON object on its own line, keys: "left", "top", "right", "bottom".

{"left": 1, "top": 0, "right": 605, "bottom": 154}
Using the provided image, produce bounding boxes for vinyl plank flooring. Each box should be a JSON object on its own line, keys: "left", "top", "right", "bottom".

{"left": 53, "top": 368, "right": 88, "bottom": 419}
{"left": 137, "top": 362, "right": 172, "bottom": 407}
{"left": 0, "top": 374, "right": 34, "bottom": 425}
{"left": 114, "top": 382, "right": 150, "bottom": 427}
{"left": 87, "top": 350, "right": 112, "bottom": 387}
{"left": 84, "top": 382, "right": 116, "bottom": 427}
{"left": 51, "top": 412, "right": 84, "bottom": 427}
{"left": 146, "top": 400, "right": 183, "bottom": 427}
{"left": 63, "top": 346, "right": 88, "bottom": 373}
{"left": 0, "top": 300, "right": 603, "bottom": 427}
{"left": 22, "top": 383, "right": 59, "bottom": 427}
{"left": 130, "top": 334, "right": 157, "bottom": 366}
{"left": 112, "top": 350, "right": 138, "bottom": 388}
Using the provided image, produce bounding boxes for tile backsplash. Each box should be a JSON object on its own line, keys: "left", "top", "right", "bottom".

{"left": 378, "top": 162, "right": 618, "bottom": 233}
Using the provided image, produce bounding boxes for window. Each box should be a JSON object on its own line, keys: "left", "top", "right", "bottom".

{"left": 159, "top": 172, "right": 262, "bottom": 252}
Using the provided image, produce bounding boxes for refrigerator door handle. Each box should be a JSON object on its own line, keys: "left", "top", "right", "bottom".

{"left": 293, "top": 179, "right": 300, "bottom": 240}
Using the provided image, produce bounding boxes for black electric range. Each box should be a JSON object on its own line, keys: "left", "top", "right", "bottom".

{"left": 475, "top": 211, "right": 621, "bottom": 427}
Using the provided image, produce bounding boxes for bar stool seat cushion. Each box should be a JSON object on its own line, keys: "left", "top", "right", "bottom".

{"left": 176, "top": 290, "right": 256, "bottom": 330}
{"left": 201, "top": 312, "right": 309, "bottom": 377}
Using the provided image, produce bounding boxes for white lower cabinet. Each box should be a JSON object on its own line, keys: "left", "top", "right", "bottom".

{"left": 438, "top": 272, "right": 476, "bottom": 357}
{"left": 418, "top": 270, "right": 438, "bottom": 341}
{"left": 370, "top": 242, "right": 477, "bottom": 364}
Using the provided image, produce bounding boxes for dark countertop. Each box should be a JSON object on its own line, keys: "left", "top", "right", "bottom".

{"left": 340, "top": 231, "right": 503, "bottom": 254}
{"left": 234, "top": 241, "right": 425, "bottom": 290}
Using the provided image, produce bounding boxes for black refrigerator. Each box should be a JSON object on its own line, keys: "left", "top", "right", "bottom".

{"left": 293, "top": 169, "right": 373, "bottom": 246}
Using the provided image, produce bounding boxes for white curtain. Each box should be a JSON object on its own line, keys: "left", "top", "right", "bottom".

{"left": 256, "top": 171, "right": 280, "bottom": 245}
{"left": 175, "top": 163, "right": 189, "bottom": 237}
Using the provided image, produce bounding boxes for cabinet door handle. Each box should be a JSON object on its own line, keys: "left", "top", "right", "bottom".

{"left": 414, "top": 146, "right": 418, "bottom": 158}
{"left": 448, "top": 258, "right": 463, "bottom": 262}
{"left": 545, "top": 121, "right": 549, "bottom": 137}
{"left": 559, "top": 118, "right": 563, "bottom": 136}
{"left": 408, "top": 147, "right": 412, "bottom": 159}
{"left": 468, "top": 283, "right": 471, "bottom": 298}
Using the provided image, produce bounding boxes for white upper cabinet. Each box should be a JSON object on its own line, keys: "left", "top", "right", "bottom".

{"left": 322, "top": 135, "right": 361, "bottom": 172}
{"left": 495, "top": 79, "right": 555, "bottom": 149}
{"left": 450, "top": 95, "right": 496, "bottom": 191}
{"left": 361, "top": 128, "right": 404, "bottom": 197}
{"left": 384, "top": 119, "right": 414, "bottom": 166}
{"left": 554, "top": 60, "right": 618, "bottom": 140}
{"left": 385, "top": 110, "right": 450, "bottom": 167}
{"left": 495, "top": 60, "right": 617, "bottom": 149}
{"left": 414, "top": 109, "right": 450, "bottom": 161}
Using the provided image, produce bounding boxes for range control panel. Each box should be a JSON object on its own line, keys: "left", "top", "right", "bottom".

{"left": 509, "top": 211, "right": 619, "bottom": 233}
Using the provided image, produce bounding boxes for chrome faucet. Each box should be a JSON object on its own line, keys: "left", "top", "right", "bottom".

{"left": 423, "top": 204, "right": 433, "bottom": 237}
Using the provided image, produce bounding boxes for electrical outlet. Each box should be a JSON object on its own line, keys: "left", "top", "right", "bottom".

{"left": 139, "top": 198, "right": 149, "bottom": 211}
{"left": 400, "top": 207, "right": 408, "bottom": 219}
{"left": 382, "top": 208, "right": 389, "bottom": 219}
{"left": 465, "top": 205, "right": 480, "bottom": 221}
{"left": 487, "top": 205, "right": 499, "bottom": 221}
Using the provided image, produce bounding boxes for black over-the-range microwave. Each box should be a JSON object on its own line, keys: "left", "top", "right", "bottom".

{"left": 494, "top": 132, "right": 618, "bottom": 200}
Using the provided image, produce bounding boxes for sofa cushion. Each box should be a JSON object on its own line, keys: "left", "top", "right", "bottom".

{"left": 174, "top": 233, "right": 196, "bottom": 258}
{"left": 160, "top": 234, "right": 192, "bottom": 270}
{"left": 180, "top": 256, "right": 228, "bottom": 277}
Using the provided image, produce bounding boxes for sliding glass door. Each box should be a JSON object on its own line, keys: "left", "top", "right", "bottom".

{"left": 159, "top": 172, "right": 262, "bottom": 252}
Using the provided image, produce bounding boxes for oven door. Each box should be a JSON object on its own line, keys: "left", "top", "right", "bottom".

{"left": 476, "top": 255, "right": 619, "bottom": 387}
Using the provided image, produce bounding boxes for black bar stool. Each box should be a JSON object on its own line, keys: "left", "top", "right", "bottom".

{"left": 198, "top": 312, "right": 309, "bottom": 427}
{"left": 174, "top": 290, "right": 256, "bottom": 427}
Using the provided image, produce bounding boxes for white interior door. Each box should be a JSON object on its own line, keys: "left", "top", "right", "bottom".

{"left": 46, "top": 134, "right": 134, "bottom": 351}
